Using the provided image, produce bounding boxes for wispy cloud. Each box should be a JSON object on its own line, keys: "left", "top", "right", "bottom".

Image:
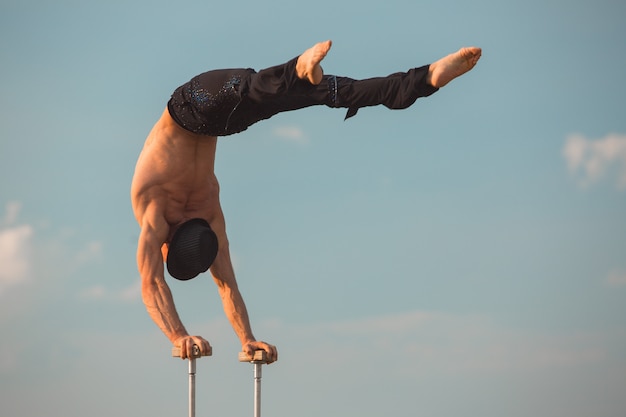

{"left": 73, "top": 241, "right": 103, "bottom": 267}
{"left": 607, "top": 269, "right": 626, "bottom": 288}
{"left": 119, "top": 280, "right": 142, "bottom": 301}
{"left": 0, "top": 224, "right": 33, "bottom": 294}
{"left": 261, "top": 311, "right": 606, "bottom": 375}
{"left": 78, "top": 280, "right": 141, "bottom": 302}
{"left": 2, "top": 201, "right": 22, "bottom": 226}
{"left": 272, "top": 125, "right": 309, "bottom": 145}
{"left": 563, "top": 133, "right": 626, "bottom": 189}
{"left": 0, "top": 201, "right": 105, "bottom": 298}
{"left": 78, "top": 285, "right": 107, "bottom": 299}
{"left": 0, "top": 202, "right": 33, "bottom": 294}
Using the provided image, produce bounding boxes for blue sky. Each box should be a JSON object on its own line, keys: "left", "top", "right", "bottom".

{"left": 1, "top": 0, "right": 625, "bottom": 416}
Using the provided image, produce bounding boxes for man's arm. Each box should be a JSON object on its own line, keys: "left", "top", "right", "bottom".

{"left": 209, "top": 222, "right": 278, "bottom": 363}
{"left": 137, "top": 207, "right": 211, "bottom": 359}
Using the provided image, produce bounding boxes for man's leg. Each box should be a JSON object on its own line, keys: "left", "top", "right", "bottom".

{"left": 243, "top": 42, "right": 431, "bottom": 118}
{"left": 238, "top": 42, "right": 482, "bottom": 125}
{"left": 329, "top": 45, "right": 482, "bottom": 118}
{"left": 243, "top": 40, "right": 332, "bottom": 102}
{"left": 235, "top": 42, "right": 336, "bottom": 123}
{"left": 293, "top": 41, "right": 482, "bottom": 89}
{"left": 332, "top": 66, "right": 437, "bottom": 119}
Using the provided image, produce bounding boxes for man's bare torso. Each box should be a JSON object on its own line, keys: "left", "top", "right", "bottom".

{"left": 131, "top": 109, "right": 222, "bottom": 242}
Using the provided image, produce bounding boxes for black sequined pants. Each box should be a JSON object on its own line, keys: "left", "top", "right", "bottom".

{"left": 167, "top": 57, "right": 439, "bottom": 137}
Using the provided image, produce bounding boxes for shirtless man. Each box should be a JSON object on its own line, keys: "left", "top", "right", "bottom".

{"left": 131, "top": 41, "right": 481, "bottom": 361}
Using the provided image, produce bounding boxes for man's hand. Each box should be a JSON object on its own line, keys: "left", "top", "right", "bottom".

{"left": 241, "top": 341, "right": 278, "bottom": 364}
{"left": 174, "top": 335, "right": 212, "bottom": 359}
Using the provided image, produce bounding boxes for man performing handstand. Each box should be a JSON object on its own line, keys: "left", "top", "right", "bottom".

{"left": 131, "top": 40, "right": 481, "bottom": 361}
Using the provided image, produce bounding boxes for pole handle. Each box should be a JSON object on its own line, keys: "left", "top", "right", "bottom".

{"left": 238, "top": 350, "right": 270, "bottom": 363}
{"left": 172, "top": 345, "right": 212, "bottom": 358}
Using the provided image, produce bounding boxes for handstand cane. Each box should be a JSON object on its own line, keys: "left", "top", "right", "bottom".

{"left": 239, "top": 350, "right": 271, "bottom": 417}
{"left": 172, "top": 345, "right": 211, "bottom": 417}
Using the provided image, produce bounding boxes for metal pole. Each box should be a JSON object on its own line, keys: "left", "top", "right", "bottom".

{"left": 173, "top": 345, "right": 210, "bottom": 417}
{"left": 189, "top": 355, "right": 197, "bottom": 417}
{"left": 253, "top": 361, "right": 262, "bottom": 417}
{"left": 239, "top": 351, "right": 270, "bottom": 417}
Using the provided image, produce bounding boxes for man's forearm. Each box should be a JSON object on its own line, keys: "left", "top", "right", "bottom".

{"left": 210, "top": 248, "right": 257, "bottom": 346}
{"left": 136, "top": 221, "right": 189, "bottom": 345}
{"left": 217, "top": 284, "right": 256, "bottom": 345}
{"left": 142, "top": 280, "right": 189, "bottom": 343}
{"left": 209, "top": 238, "right": 277, "bottom": 362}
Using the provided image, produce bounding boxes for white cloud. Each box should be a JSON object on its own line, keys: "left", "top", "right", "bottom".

{"left": 261, "top": 311, "right": 606, "bottom": 375}
{"left": 78, "top": 280, "right": 142, "bottom": 302}
{"left": 39, "top": 236, "right": 104, "bottom": 277}
{"left": 272, "top": 126, "right": 309, "bottom": 145}
{"left": 563, "top": 133, "right": 626, "bottom": 189}
{"left": 0, "top": 202, "right": 33, "bottom": 294}
{"left": 119, "top": 280, "right": 142, "bottom": 301}
{"left": 0, "top": 201, "right": 108, "bottom": 300}
{"left": 73, "top": 241, "right": 103, "bottom": 266}
{"left": 78, "top": 285, "right": 107, "bottom": 299}
{"left": 607, "top": 269, "right": 626, "bottom": 287}
{"left": 2, "top": 201, "right": 22, "bottom": 226}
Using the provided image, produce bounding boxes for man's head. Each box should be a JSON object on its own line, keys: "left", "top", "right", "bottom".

{"left": 166, "top": 218, "right": 219, "bottom": 281}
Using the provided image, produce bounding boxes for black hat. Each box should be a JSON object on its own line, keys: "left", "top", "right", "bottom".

{"left": 166, "top": 218, "right": 219, "bottom": 281}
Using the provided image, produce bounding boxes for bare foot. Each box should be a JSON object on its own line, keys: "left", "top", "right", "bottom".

{"left": 296, "top": 40, "right": 333, "bottom": 85}
{"left": 427, "top": 47, "right": 482, "bottom": 88}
